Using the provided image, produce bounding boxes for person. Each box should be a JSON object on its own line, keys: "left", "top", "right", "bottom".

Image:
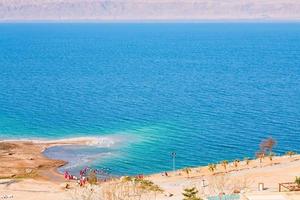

{"left": 64, "top": 171, "right": 69, "bottom": 180}
{"left": 138, "top": 174, "right": 144, "bottom": 179}
{"left": 79, "top": 177, "right": 86, "bottom": 186}
{"left": 165, "top": 171, "right": 169, "bottom": 176}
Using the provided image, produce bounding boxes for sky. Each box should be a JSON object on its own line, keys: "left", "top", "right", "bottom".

{"left": 0, "top": 0, "right": 300, "bottom": 21}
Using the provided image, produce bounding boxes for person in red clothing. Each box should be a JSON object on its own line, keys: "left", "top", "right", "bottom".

{"left": 64, "top": 171, "right": 69, "bottom": 180}
{"left": 79, "top": 177, "right": 87, "bottom": 186}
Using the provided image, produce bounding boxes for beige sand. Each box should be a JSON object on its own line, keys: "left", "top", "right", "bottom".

{"left": 0, "top": 137, "right": 104, "bottom": 180}
{"left": 0, "top": 139, "right": 300, "bottom": 200}
{"left": 148, "top": 155, "right": 300, "bottom": 199}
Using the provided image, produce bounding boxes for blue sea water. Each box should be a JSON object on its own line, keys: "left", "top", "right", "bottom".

{"left": 0, "top": 23, "right": 300, "bottom": 176}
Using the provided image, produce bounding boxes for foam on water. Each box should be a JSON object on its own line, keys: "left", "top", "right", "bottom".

{"left": 44, "top": 145, "right": 115, "bottom": 174}
{"left": 1, "top": 23, "right": 300, "bottom": 176}
{"left": 43, "top": 134, "right": 137, "bottom": 175}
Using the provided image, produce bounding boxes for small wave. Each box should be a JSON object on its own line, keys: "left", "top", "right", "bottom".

{"left": 1, "top": 134, "right": 132, "bottom": 148}
{"left": 84, "top": 136, "right": 122, "bottom": 147}
{"left": 44, "top": 144, "right": 117, "bottom": 174}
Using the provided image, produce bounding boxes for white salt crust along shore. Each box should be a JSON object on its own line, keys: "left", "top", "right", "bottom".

{"left": 0, "top": 138, "right": 300, "bottom": 200}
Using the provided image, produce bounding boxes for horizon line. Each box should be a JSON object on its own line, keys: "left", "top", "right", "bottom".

{"left": 1, "top": 19, "right": 300, "bottom": 24}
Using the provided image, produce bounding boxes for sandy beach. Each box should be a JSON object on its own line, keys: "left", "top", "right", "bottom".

{"left": 1, "top": 139, "right": 300, "bottom": 200}
{"left": 1, "top": 1, "right": 300, "bottom": 197}
{"left": 0, "top": 138, "right": 104, "bottom": 180}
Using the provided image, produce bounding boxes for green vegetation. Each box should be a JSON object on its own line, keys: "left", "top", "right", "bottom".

{"left": 183, "top": 167, "right": 192, "bottom": 178}
{"left": 182, "top": 187, "right": 202, "bottom": 200}
{"left": 286, "top": 151, "right": 297, "bottom": 158}
{"left": 121, "top": 176, "right": 133, "bottom": 182}
{"left": 295, "top": 177, "right": 300, "bottom": 186}
{"left": 221, "top": 160, "right": 228, "bottom": 172}
{"left": 234, "top": 159, "right": 240, "bottom": 169}
{"left": 208, "top": 164, "right": 217, "bottom": 173}
{"left": 244, "top": 157, "right": 250, "bottom": 165}
{"left": 269, "top": 153, "right": 275, "bottom": 162}
{"left": 137, "top": 179, "right": 163, "bottom": 192}
{"left": 87, "top": 171, "right": 97, "bottom": 185}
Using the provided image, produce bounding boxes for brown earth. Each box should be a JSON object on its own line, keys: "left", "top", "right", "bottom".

{"left": 0, "top": 141, "right": 65, "bottom": 181}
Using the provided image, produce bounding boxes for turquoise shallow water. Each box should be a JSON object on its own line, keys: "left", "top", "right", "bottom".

{"left": 1, "top": 23, "right": 300, "bottom": 175}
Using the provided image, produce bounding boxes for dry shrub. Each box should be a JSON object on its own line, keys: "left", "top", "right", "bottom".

{"left": 101, "top": 178, "right": 163, "bottom": 200}
{"left": 207, "top": 174, "right": 228, "bottom": 195}
{"left": 87, "top": 171, "right": 98, "bottom": 185}
{"left": 206, "top": 174, "right": 253, "bottom": 196}
{"left": 228, "top": 176, "right": 253, "bottom": 193}
{"left": 260, "top": 137, "right": 276, "bottom": 153}
{"left": 70, "top": 185, "right": 101, "bottom": 200}
{"left": 69, "top": 177, "right": 163, "bottom": 200}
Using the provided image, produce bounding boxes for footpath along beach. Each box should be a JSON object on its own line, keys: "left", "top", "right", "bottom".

{"left": 0, "top": 138, "right": 300, "bottom": 200}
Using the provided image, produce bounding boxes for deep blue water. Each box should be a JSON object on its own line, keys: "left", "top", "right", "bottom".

{"left": 1, "top": 23, "right": 300, "bottom": 176}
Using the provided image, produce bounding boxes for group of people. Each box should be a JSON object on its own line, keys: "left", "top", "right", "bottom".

{"left": 64, "top": 167, "right": 111, "bottom": 186}
{"left": 64, "top": 170, "right": 87, "bottom": 186}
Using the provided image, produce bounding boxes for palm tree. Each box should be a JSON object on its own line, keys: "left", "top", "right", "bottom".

{"left": 286, "top": 151, "right": 297, "bottom": 158}
{"left": 244, "top": 157, "right": 250, "bottom": 166}
{"left": 183, "top": 167, "right": 192, "bottom": 178}
{"left": 269, "top": 153, "right": 275, "bottom": 162}
{"left": 221, "top": 160, "right": 229, "bottom": 172}
{"left": 208, "top": 164, "right": 216, "bottom": 174}
{"left": 234, "top": 159, "right": 240, "bottom": 169}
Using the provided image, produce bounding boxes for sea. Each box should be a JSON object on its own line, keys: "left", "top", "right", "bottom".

{"left": 0, "top": 23, "right": 300, "bottom": 176}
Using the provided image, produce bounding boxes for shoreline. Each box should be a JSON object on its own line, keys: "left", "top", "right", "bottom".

{"left": 0, "top": 137, "right": 107, "bottom": 181}
{"left": 1, "top": 139, "right": 300, "bottom": 199}
{"left": 1, "top": 137, "right": 300, "bottom": 179}
{"left": 0, "top": 135, "right": 134, "bottom": 181}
